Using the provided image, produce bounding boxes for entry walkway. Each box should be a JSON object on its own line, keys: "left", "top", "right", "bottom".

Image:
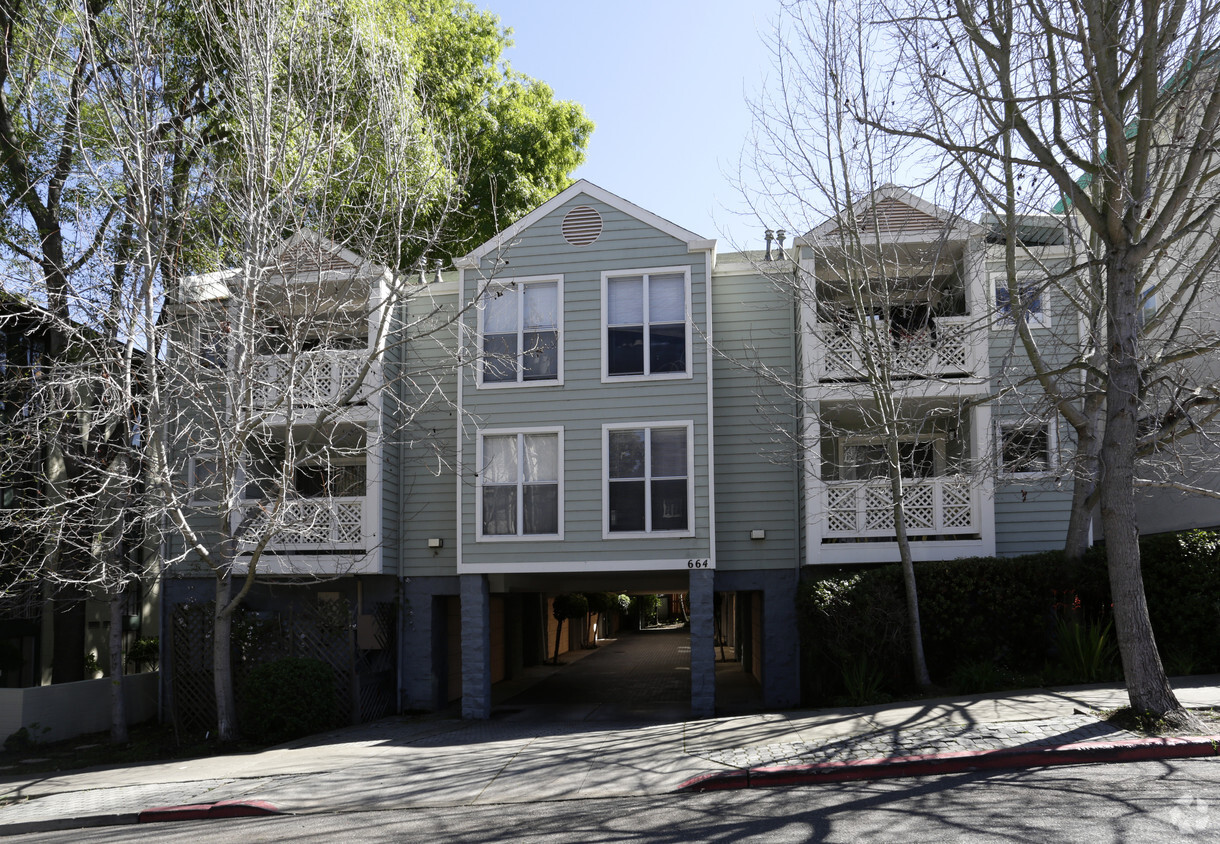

{"left": 492, "top": 625, "right": 696, "bottom": 720}
{"left": 489, "top": 624, "right": 764, "bottom": 721}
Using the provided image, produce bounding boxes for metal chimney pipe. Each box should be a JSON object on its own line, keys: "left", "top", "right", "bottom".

{"left": 775, "top": 229, "right": 786, "bottom": 258}
{"left": 764, "top": 229, "right": 774, "bottom": 261}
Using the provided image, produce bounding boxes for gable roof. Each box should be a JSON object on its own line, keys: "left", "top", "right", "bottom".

{"left": 799, "top": 184, "right": 981, "bottom": 244}
{"left": 176, "top": 230, "right": 387, "bottom": 303}
{"left": 456, "top": 179, "right": 714, "bottom": 266}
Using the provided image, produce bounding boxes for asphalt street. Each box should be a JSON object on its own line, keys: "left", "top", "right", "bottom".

{"left": 10, "top": 758, "right": 1218, "bottom": 843}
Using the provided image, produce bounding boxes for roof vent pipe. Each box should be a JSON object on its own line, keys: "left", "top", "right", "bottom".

{"left": 775, "top": 230, "right": 786, "bottom": 259}
{"left": 434, "top": 259, "right": 444, "bottom": 285}
{"left": 764, "top": 229, "right": 774, "bottom": 261}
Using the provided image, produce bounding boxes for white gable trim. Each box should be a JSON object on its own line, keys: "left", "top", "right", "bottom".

{"left": 270, "top": 229, "right": 389, "bottom": 277}
{"left": 461, "top": 180, "right": 711, "bottom": 262}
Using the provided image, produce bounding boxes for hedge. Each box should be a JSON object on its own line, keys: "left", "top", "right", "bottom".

{"left": 797, "top": 531, "right": 1220, "bottom": 704}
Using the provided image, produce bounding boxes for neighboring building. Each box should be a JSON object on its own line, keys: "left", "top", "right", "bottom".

{"left": 0, "top": 297, "right": 158, "bottom": 699}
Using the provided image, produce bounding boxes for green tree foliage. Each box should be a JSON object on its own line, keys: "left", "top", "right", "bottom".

{"left": 395, "top": 0, "right": 593, "bottom": 260}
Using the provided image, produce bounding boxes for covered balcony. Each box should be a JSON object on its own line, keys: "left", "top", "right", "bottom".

{"left": 808, "top": 399, "right": 994, "bottom": 564}
{"left": 232, "top": 422, "right": 380, "bottom": 573}
{"left": 250, "top": 303, "right": 378, "bottom": 412}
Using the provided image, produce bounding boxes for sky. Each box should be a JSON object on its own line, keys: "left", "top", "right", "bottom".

{"left": 478, "top": 1, "right": 778, "bottom": 252}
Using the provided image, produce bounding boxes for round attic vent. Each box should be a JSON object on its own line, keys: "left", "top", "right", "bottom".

{"left": 561, "top": 205, "right": 603, "bottom": 246}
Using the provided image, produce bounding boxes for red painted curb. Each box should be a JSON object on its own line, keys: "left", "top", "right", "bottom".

{"left": 677, "top": 735, "right": 1220, "bottom": 791}
{"left": 138, "top": 800, "right": 282, "bottom": 823}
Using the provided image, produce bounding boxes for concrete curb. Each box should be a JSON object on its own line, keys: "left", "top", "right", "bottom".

{"left": 677, "top": 734, "right": 1220, "bottom": 791}
{"left": 138, "top": 800, "right": 284, "bottom": 823}
{"left": 0, "top": 811, "right": 140, "bottom": 837}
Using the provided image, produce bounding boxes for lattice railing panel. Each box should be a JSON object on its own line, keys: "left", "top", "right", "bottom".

{"left": 817, "top": 316, "right": 977, "bottom": 380}
{"left": 238, "top": 496, "right": 365, "bottom": 550}
{"left": 252, "top": 349, "right": 367, "bottom": 409}
{"left": 823, "top": 477, "right": 979, "bottom": 539}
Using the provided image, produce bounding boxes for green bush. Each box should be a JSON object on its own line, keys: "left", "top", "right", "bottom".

{"left": 239, "top": 658, "right": 338, "bottom": 744}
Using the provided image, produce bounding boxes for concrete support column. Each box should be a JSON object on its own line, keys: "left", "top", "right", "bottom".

{"left": 401, "top": 581, "right": 435, "bottom": 711}
{"left": 689, "top": 568, "right": 716, "bottom": 718}
{"left": 460, "top": 574, "right": 492, "bottom": 719}
{"left": 763, "top": 572, "right": 800, "bottom": 708}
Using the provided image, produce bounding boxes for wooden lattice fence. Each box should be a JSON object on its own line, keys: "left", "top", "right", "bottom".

{"left": 170, "top": 595, "right": 397, "bottom": 737}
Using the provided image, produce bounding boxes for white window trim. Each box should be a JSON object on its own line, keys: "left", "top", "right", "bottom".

{"left": 990, "top": 273, "right": 1049, "bottom": 330}
{"left": 996, "top": 419, "right": 1058, "bottom": 478}
{"left": 600, "top": 266, "right": 694, "bottom": 382}
{"left": 476, "top": 275, "right": 564, "bottom": 389}
{"left": 189, "top": 453, "right": 219, "bottom": 506}
{"left": 602, "top": 420, "right": 695, "bottom": 539}
{"left": 475, "top": 426, "right": 564, "bottom": 541}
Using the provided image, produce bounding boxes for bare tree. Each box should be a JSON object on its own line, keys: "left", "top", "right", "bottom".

{"left": 149, "top": 0, "right": 462, "bottom": 741}
{"left": 767, "top": 0, "right": 1220, "bottom": 724}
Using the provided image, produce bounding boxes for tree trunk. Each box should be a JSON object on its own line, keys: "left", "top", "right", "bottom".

{"left": 1064, "top": 425, "right": 1101, "bottom": 561}
{"left": 213, "top": 573, "right": 239, "bottom": 741}
{"left": 108, "top": 594, "right": 129, "bottom": 745}
{"left": 890, "top": 464, "right": 932, "bottom": 690}
{"left": 1099, "top": 256, "right": 1194, "bottom": 726}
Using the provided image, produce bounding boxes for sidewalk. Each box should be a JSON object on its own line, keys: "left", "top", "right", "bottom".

{"left": 1, "top": 673, "right": 1217, "bottom": 835}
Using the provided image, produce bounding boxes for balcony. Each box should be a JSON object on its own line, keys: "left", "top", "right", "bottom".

{"left": 823, "top": 476, "right": 979, "bottom": 540}
{"left": 815, "top": 316, "right": 982, "bottom": 381}
{"left": 236, "top": 496, "right": 366, "bottom": 552}
{"left": 252, "top": 349, "right": 369, "bottom": 410}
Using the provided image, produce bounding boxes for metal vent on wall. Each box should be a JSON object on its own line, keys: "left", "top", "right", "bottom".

{"left": 562, "top": 206, "right": 603, "bottom": 246}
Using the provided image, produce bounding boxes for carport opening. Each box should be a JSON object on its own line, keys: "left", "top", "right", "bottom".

{"left": 435, "top": 578, "right": 764, "bottom": 719}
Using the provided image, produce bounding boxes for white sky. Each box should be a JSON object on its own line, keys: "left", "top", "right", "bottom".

{"left": 478, "top": 1, "right": 778, "bottom": 252}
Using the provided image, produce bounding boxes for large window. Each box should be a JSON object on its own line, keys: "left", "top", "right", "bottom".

{"left": 479, "top": 430, "right": 561, "bottom": 538}
{"left": 998, "top": 422, "right": 1054, "bottom": 475}
{"left": 605, "top": 423, "right": 691, "bottom": 535}
{"left": 189, "top": 454, "right": 220, "bottom": 504}
{"left": 603, "top": 269, "right": 689, "bottom": 378}
{"left": 480, "top": 278, "right": 560, "bottom": 385}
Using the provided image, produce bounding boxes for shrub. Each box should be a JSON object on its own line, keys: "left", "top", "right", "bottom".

{"left": 240, "top": 658, "right": 337, "bottom": 744}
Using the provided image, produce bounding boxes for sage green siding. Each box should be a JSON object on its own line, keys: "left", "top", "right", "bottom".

{"left": 459, "top": 194, "right": 714, "bottom": 568}
{"left": 987, "top": 250, "right": 1077, "bottom": 555}
{"left": 397, "top": 286, "right": 460, "bottom": 578}
{"left": 711, "top": 265, "right": 800, "bottom": 571}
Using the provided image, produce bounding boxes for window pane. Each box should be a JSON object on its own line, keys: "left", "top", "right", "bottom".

{"left": 482, "top": 485, "right": 517, "bottom": 535}
{"left": 608, "top": 480, "right": 645, "bottom": 531}
{"left": 609, "top": 429, "right": 645, "bottom": 478}
{"left": 649, "top": 274, "right": 685, "bottom": 322}
{"left": 899, "top": 442, "right": 935, "bottom": 479}
{"left": 1003, "top": 426, "right": 1048, "bottom": 472}
{"left": 482, "top": 435, "right": 518, "bottom": 484}
{"left": 523, "top": 282, "right": 557, "bottom": 329}
{"left": 650, "top": 427, "right": 687, "bottom": 477}
{"left": 483, "top": 288, "right": 518, "bottom": 333}
{"left": 483, "top": 333, "right": 518, "bottom": 383}
{"left": 607, "top": 326, "right": 644, "bottom": 375}
{"left": 608, "top": 277, "right": 643, "bottom": 324}
{"left": 651, "top": 478, "right": 688, "bottom": 531}
{"left": 523, "top": 484, "right": 558, "bottom": 534}
{"left": 649, "top": 323, "right": 686, "bottom": 373}
{"left": 523, "top": 434, "right": 558, "bottom": 482}
{"left": 522, "top": 330, "right": 557, "bottom": 380}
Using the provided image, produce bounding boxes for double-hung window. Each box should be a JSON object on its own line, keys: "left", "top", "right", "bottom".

{"left": 998, "top": 422, "right": 1054, "bottom": 476}
{"left": 189, "top": 454, "right": 220, "bottom": 505}
{"left": 603, "top": 268, "right": 690, "bottom": 379}
{"left": 605, "top": 423, "right": 692, "bottom": 535}
{"left": 992, "top": 275, "right": 1048, "bottom": 328}
{"left": 480, "top": 278, "right": 561, "bottom": 385}
{"left": 479, "top": 430, "right": 561, "bottom": 538}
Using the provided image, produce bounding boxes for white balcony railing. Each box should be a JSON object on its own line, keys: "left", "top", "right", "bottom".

{"left": 823, "top": 476, "right": 978, "bottom": 539}
{"left": 252, "top": 349, "right": 368, "bottom": 409}
{"left": 236, "top": 496, "right": 365, "bottom": 551}
{"left": 817, "top": 315, "right": 979, "bottom": 381}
